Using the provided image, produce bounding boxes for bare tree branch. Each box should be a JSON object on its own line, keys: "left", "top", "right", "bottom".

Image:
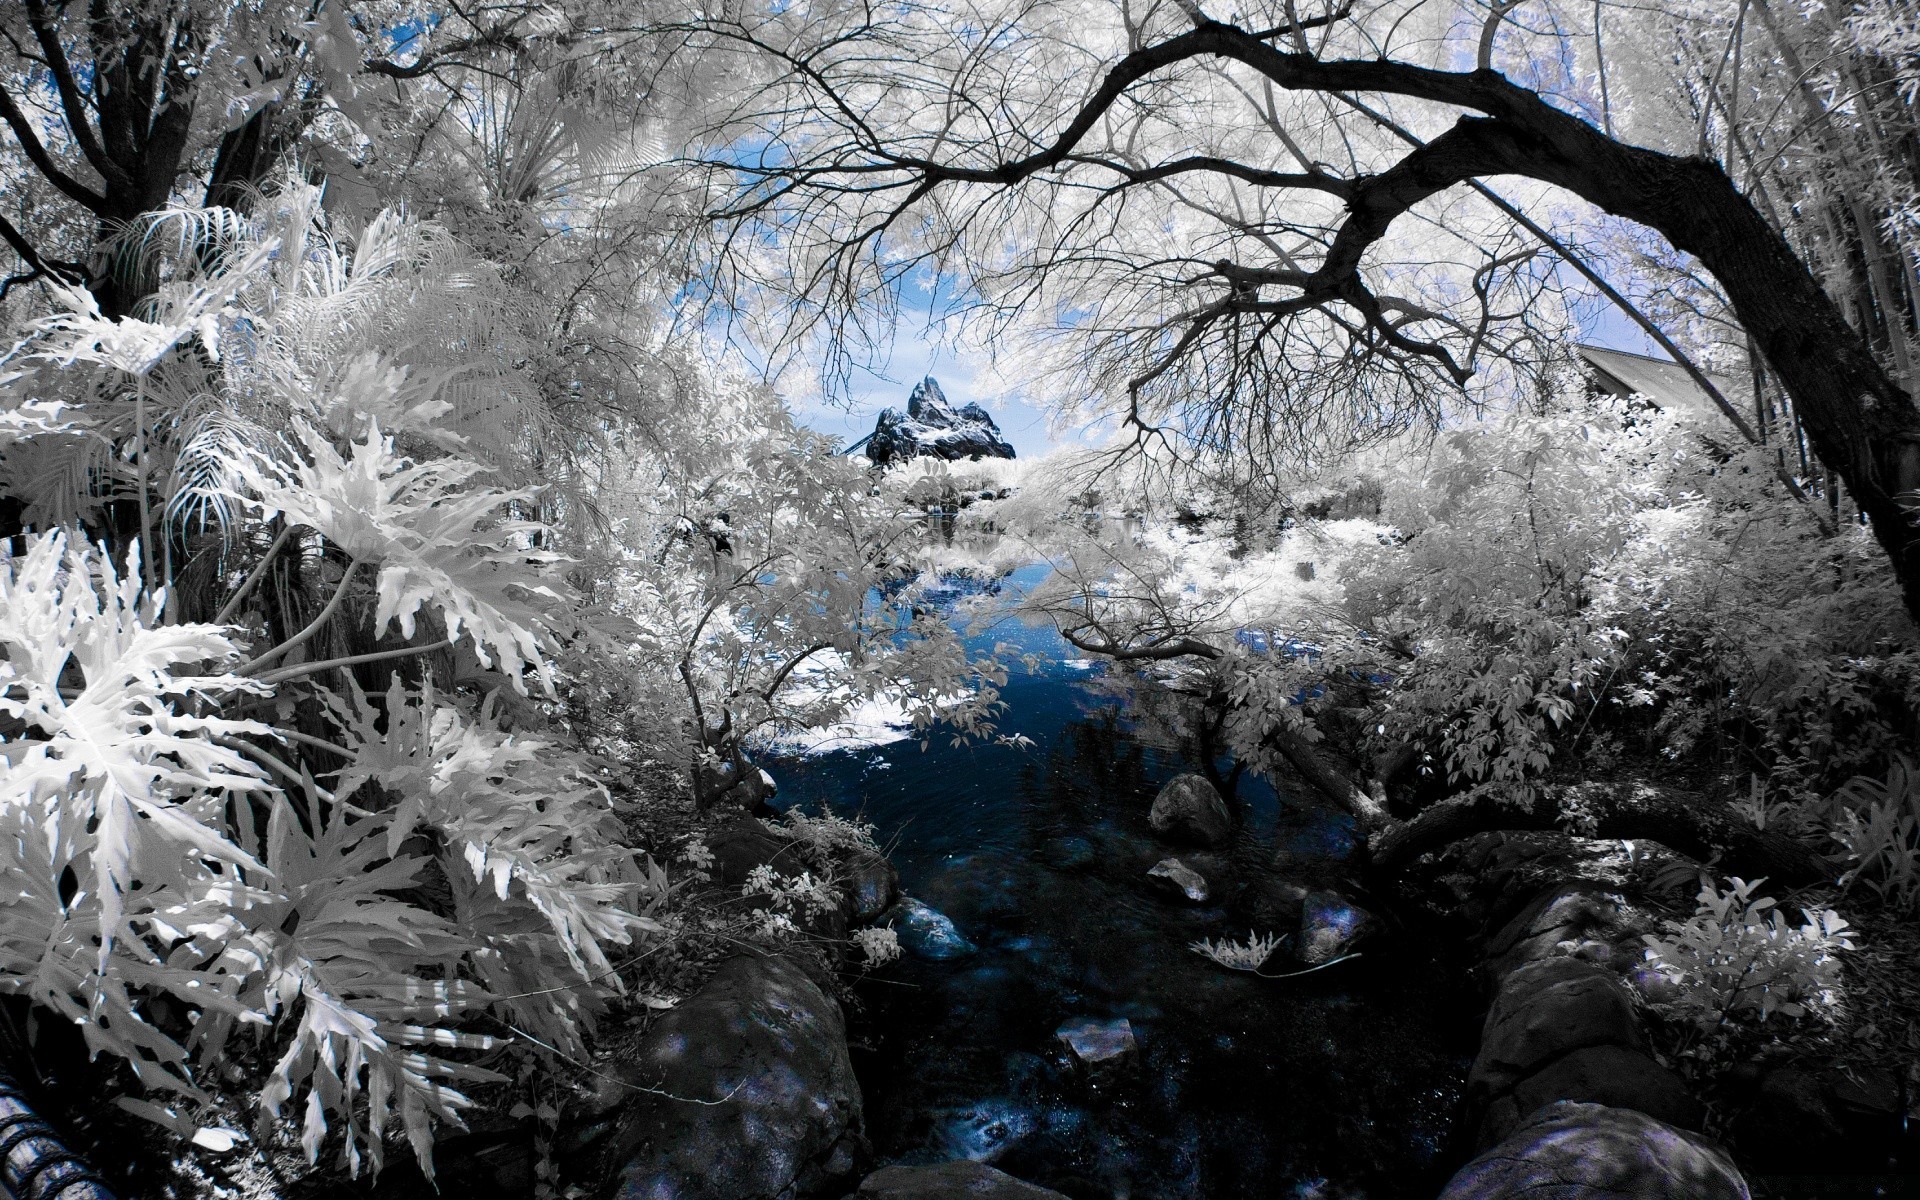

{"left": 22, "top": 0, "right": 131, "bottom": 192}
{"left": 0, "top": 84, "right": 108, "bottom": 214}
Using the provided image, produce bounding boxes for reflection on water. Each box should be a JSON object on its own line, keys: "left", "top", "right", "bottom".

{"left": 767, "top": 565, "right": 1473, "bottom": 1200}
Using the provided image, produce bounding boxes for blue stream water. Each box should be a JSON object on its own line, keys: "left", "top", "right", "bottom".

{"left": 767, "top": 565, "right": 1475, "bottom": 1200}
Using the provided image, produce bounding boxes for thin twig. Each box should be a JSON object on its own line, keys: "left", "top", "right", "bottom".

{"left": 1252, "top": 951, "right": 1363, "bottom": 979}
{"left": 502, "top": 1023, "right": 743, "bottom": 1106}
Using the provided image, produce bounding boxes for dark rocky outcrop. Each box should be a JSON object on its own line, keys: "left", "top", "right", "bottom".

{"left": 705, "top": 819, "right": 810, "bottom": 891}
{"left": 855, "top": 1161, "right": 1070, "bottom": 1199}
{"left": 598, "top": 954, "right": 866, "bottom": 1200}
{"left": 1147, "top": 773, "right": 1233, "bottom": 848}
{"left": 1396, "top": 829, "right": 1726, "bottom": 1170}
{"left": 1459, "top": 884, "right": 1704, "bottom": 1147}
{"left": 1470, "top": 960, "right": 1647, "bottom": 1098}
{"left": 1439, "top": 1102, "right": 1749, "bottom": 1200}
{"left": 864, "top": 378, "right": 1015, "bottom": 467}
{"left": 845, "top": 849, "right": 902, "bottom": 925}
{"left": 701, "top": 818, "right": 880, "bottom": 945}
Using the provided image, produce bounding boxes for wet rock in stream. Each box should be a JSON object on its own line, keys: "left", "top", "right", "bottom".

{"left": 855, "top": 1160, "right": 1070, "bottom": 1199}
{"left": 1148, "top": 773, "right": 1233, "bottom": 848}
{"left": 1296, "top": 889, "right": 1380, "bottom": 965}
{"left": 1055, "top": 1017, "right": 1138, "bottom": 1085}
{"left": 891, "top": 896, "right": 978, "bottom": 959}
{"left": 1146, "top": 857, "right": 1211, "bottom": 903}
{"left": 932, "top": 1097, "right": 1040, "bottom": 1161}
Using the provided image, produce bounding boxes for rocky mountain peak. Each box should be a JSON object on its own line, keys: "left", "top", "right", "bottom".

{"left": 864, "top": 376, "right": 1016, "bottom": 467}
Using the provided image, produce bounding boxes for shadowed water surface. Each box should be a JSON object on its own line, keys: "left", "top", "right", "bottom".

{"left": 768, "top": 565, "right": 1475, "bottom": 1200}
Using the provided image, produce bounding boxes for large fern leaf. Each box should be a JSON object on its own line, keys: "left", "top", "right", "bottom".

{"left": 0, "top": 533, "right": 275, "bottom": 967}
{"left": 237, "top": 423, "right": 564, "bottom": 691}
{"left": 186, "top": 789, "right": 503, "bottom": 1177}
{"left": 320, "top": 680, "right": 653, "bottom": 964}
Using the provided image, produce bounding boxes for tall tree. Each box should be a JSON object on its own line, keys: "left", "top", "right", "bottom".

{"left": 677, "top": 0, "right": 1920, "bottom": 621}
{"left": 0, "top": 0, "right": 699, "bottom": 314}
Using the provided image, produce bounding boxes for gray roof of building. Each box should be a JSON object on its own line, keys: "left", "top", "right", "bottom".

{"left": 1578, "top": 344, "right": 1750, "bottom": 427}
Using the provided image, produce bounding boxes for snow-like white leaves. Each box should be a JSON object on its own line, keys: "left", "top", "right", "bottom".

{"left": 0, "top": 533, "right": 273, "bottom": 963}
{"left": 318, "top": 678, "right": 653, "bottom": 982}
{"left": 30, "top": 241, "right": 275, "bottom": 376}
{"left": 221, "top": 793, "right": 502, "bottom": 1177}
{"left": 240, "top": 422, "right": 564, "bottom": 691}
{"left": 0, "top": 192, "right": 665, "bottom": 1182}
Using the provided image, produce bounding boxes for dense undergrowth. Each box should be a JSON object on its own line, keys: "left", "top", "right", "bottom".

{"left": 927, "top": 375, "right": 1920, "bottom": 1079}
{"left": 0, "top": 188, "right": 992, "bottom": 1189}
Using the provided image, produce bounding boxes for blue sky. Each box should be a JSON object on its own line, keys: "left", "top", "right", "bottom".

{"left": 783, "top": 281, "right": 1665, "bottom": 459}
{"left": 784, "top": 327, "right": 1070, "bottom": 459}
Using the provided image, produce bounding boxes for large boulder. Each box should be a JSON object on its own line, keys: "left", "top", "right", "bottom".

{"left": 1470, "top": 956, "right": 1699, "bottom": 1146}
{"left": 864, "top": 378, "right": 1016, "bottom": 467}
{"left": 856, "top": 1161, "right": 1070, "bottom": 1199}
{"left": 1471, "top": 960, "right": 1646, "bottom": 1097}
{"left": 601, "top": 954, "right": 865, "bottom": 1200}
{"left": 1440, "top": 1102, "right": 1749, "bottom": 1200}
{"left": 1148, "top": 774, "right": 1233, "bottom": 848}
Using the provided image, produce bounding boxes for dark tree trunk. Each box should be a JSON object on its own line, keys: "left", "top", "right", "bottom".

{"left": 934, "top": 22, "right": 1920, "bottom": 621}
{"left": 1370, "top": 778, "right": 1832, "bottom": 885}
{"left": 1449, "top": 110, "right": 1920, "bottom": 624}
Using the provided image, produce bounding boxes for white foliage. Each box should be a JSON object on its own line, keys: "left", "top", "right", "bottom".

{"left": 222, "top": 793, "right": 504, "bottom": 1178}
{"left": 1190, "top": 930, "right": 1286, "bottom": 971}
{"left": 853, "top": 926, "right": 902, "bottom": 967}
{"left": 1641, "top": 877, "right": 1855, "bottom": 1026}
{"left": 0, "top": 533, "right": 272, "bottom": 965}
{"left": 239, "top": 422, "right": 564, "bottom": 692}
{"left": 0, "top": 193, "right": 673, "bottom": 1179}
{"left": 317, "top": 678, "right": 653, "bottom": 982}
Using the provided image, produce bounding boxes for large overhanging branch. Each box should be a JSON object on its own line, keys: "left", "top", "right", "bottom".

{"left": 705, "top": 7, "right": 1920, "bottom": 619}
{"left": 1057, "top": 620, "right": 1224, "bottom": 662}
{"left": 0, "top": 213, "right": 87, "bottom": 299}
{"left": 0, "top": 84, "right": 107, "bottom": 215}
{"left": 22, "top": 0, "right": 132, "bottom": 195}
